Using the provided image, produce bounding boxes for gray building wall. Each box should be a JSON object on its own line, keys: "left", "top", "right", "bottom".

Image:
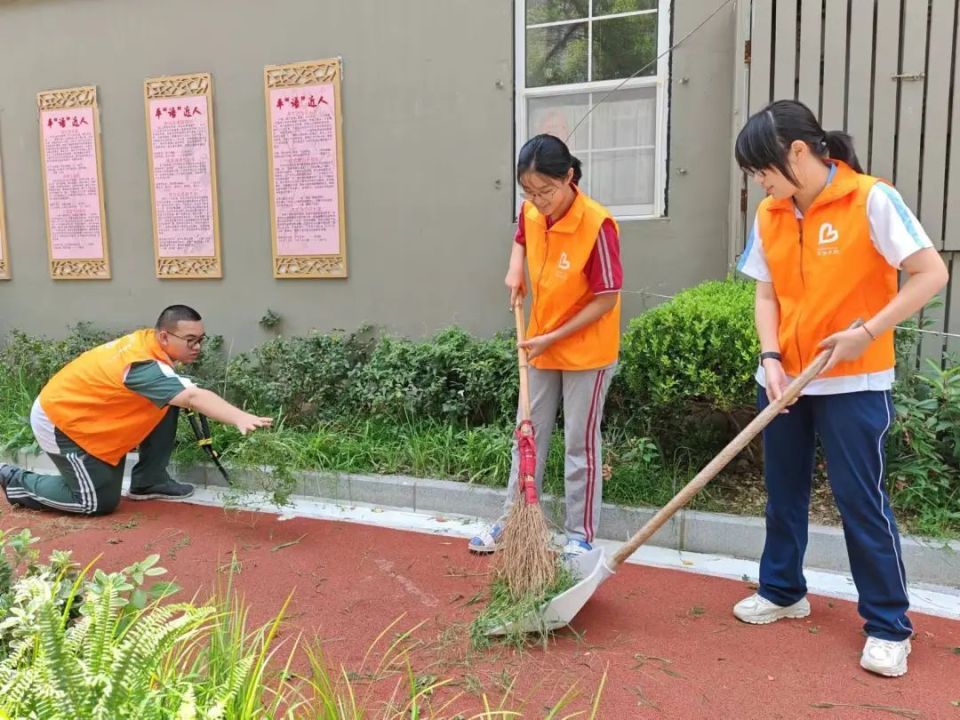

{"left": 0, "top": 0, "right": 735, "bottom": 349}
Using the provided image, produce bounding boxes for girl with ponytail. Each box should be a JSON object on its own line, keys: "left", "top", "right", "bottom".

{"left": 468, "top": 133, "right": 623, "bottom": 559}
{"left": 733, "top": 99, "right": 949, "bottom": 678}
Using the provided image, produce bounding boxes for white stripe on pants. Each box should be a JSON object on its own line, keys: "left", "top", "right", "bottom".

{"left": 501, "top": 363, "right": 616, "bottom": 542}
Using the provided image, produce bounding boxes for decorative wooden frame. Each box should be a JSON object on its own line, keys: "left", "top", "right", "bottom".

{"left": 0, "top": 139, "right": 9, "bottom": 280}
{"left": 37, "top": 86, "right": 110, "bottom": 280}
{"left": 264, "top": 58, "right": 347, "bottom": 278}
{"left": 144, "top": 73, "right": 222, "bottom": 279}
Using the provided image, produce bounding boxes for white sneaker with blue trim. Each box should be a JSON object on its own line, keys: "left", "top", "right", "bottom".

{"left": 468, "top": 523, "right": 504, "bottom": 553}
{"left": 562, "top": 538, "right": 592, "bottom": 558}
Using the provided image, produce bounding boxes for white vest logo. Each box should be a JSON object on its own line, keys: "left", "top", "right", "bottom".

{"left": 558, "top": 252, "right": 571, "bottom": 270}
{"left": 818, "top": 223, "right": 839, "bottom": 245}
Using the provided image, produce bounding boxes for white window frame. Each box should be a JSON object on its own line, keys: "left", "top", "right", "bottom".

{"left": 514, "top": 0, "right": 672, "bottom": 220}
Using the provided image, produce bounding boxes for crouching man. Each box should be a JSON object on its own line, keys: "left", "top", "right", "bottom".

{"left": 0, "top": 305, "right": 271, "bottom": 515}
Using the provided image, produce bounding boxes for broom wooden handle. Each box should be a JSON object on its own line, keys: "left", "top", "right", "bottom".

{"left": 515, "top": 302, "right": 532, "bottom": 423}
{"left": 609, "top": 322, "right": 860, "bottom": 570}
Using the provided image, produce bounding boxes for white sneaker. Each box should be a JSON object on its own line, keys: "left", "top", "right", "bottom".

{"left": 860, "top": 637, "right": 911, "bottom": 677}
{"left": 467, "top": 523, "right": 504, "bottom": 554}
{"left": 561, "top": 538, "right": 592, "bottom": 558}
{"left": 733, "top": 593, "right": 811, "bottom": 624}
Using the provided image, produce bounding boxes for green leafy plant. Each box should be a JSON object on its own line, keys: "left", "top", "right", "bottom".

{"left": 352, "top": 327, "right": 517, "bottom": 425}
{"left": 0, "top": 529, "right": 180, "bottom": 662}
{"left": 259, "top": 309, "right": 283, "bottom": 333}
{"left": 226, "top": 327, "right": 374, "bottom": 427}
{"left": 0, "top": 323, "right": 117, "bottom": 396}
{"left": 211, "top": 423, "right": 303, "bottom": 508}
{"left": 888, "top": 358, "right": 960, "bottom": 535}
{"left": 620, "top": 278, "right": 758, "bottom": 412}
{"left": 0, "top": 579, "right": 213, "bottom": 718}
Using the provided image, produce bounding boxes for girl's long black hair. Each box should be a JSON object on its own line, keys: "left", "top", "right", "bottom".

{"left": 735, "top": 99, "right": 863, "bottom": 183}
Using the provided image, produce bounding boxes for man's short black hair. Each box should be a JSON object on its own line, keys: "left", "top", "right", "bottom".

{"left": 155, "top": 305, "right": 202, "bottom": 331}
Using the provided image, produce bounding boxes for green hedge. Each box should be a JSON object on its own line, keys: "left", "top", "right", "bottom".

{"left": 1, "top": 278, "right": 957, "bottom": 536}
{"left": 223, "top": 326, "right": 519, "bottom": 428}
{"left": 620, "top": 279, "right": 758, "bottom": 411}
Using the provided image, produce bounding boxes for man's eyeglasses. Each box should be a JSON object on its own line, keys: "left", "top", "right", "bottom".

{"left": 166, "top": 331, "right": 206, "bottom": 349}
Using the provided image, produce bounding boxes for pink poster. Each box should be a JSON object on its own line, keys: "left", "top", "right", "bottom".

{"left": 41, "top": 107, "right": 104, "bottom": 260}
{"left": 149, "top": 96, "right": 215, "bottom": 258}
{"left": 269, "top": 83, "right": 340, "bottom": 256}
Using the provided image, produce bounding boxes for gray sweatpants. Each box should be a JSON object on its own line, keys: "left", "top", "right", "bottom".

{"left": 500, "top": 363, "right": 616, "bottom": 543}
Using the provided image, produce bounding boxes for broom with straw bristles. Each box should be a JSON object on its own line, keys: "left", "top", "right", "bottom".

{"left": 495, "top": 301, "right": 558, "bottom": 600}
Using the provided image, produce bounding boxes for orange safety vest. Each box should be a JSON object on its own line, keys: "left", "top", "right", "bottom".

{"left": 756, "top": 161, "right": 897, "bottom": 377}
{"left": 523, "top": 191, "right": 621, "bottom": 370}
{"left": 39, "top": 329, "right": 176, "bottom": 465}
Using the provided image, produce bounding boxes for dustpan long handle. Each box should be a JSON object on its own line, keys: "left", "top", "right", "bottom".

{"left": 609, "top": 323, "right": 858, "bottom": 569}
{"left": 515, "top": 302, "right": 532, "bottom": 423}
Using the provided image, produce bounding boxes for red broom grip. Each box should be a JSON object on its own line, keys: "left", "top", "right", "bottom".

{"left": 521, "top": 475, "right": 539, "bottom": 504}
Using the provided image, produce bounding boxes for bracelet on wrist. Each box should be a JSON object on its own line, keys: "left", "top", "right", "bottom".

{"left": 760, "top": 351, "right": 782, "bottom": 363}
{"left": 862, "top": 325, "right": 876, "bottom": 341}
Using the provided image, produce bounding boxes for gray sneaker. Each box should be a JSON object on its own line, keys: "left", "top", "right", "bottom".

{"left": 0, "top": 464, "right": 23, "bottom": 506}
{"left": 0, "top": 463, "right": 19, "bottom": 488}
{"left": 127, "top": 479, "right": 195, "bottom": 502}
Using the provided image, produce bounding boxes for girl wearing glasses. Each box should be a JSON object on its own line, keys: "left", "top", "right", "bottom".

{"left": 469, "top": 134, "right": 623, "bottom": 558}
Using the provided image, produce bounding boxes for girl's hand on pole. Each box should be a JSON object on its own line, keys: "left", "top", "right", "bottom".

{"left": 505, "top": 268, "right": 526, "bottom": 309}
{"left": 818, "top": 326, "right": 873, "bottom": 373}
{"left": 763, "top": 358, "right": 793, "bottom": 413}
{"left": 518, "top": 333, "right": 555, "bottom": 360}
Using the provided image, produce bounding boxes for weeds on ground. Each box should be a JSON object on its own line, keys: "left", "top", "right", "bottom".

{"left": 469, "top": 562, "right": 578, "bottom": 651}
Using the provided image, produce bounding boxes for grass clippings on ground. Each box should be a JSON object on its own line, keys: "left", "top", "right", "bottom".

{"left": 469, "top": 560, "right": 577, "bottom": 650}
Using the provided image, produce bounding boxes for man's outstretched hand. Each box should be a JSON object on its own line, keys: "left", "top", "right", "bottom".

{"left": 235, "top": 413, "right": 273, "bottom": 436}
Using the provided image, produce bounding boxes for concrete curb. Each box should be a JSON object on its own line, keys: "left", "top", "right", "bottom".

{"left": 10, "top": 450, "right": 960, "bottom": 588}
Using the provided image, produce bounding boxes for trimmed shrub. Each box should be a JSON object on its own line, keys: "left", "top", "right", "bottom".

{"left": 620, "top": 279, "right": 758, "bottom": 411}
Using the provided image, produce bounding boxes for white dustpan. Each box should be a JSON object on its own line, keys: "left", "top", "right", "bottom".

{"left": 487, "top": 548, "right": 614, "bottom": 635}
{"left": 485, "top": 337, "right": 844, "bottom": 636}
